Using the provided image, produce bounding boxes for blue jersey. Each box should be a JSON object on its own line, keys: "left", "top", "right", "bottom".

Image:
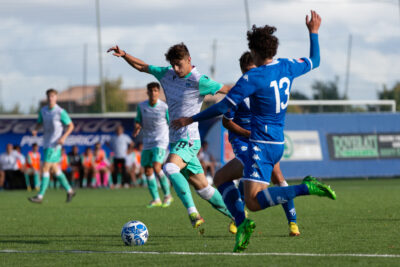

{"left": 225, "top": 57, "right": 313, "bottom": 144}
{"left": 224, "top": 97, "right": 251, "bottom": 143}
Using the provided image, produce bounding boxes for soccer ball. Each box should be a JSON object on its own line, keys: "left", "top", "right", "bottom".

{"left": 121, "top": 220, "right": 149, "bottom": 246}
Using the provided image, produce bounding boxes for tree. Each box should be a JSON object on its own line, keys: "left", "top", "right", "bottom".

{"left": 378, "top": 82, "right": 400, "bottom": 111}
{"left": 89, "top": 78, "right": 128, "bottom": 113}
{"left": 311, "top": 77, "right": 346, "bottom": 112}
{"left": 287, "top": 90, "right": 310, "bottom": 113}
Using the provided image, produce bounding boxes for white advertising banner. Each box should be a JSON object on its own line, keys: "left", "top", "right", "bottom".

{"left": 282, "top": 131, "right": 323, "bottom": 161}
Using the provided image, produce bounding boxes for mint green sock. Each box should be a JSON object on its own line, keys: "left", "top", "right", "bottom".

{"left": 117, "top": 173, "right": 122, "bottom": 185}
{"left": 33, "top": 173, "right": 40, "bottom": 188}
{"left": 56, "top": 172, "right": 71, "bottom": 192}
{"left": 55, "top": 180, "right": 60, "bottom": 189}
{"left": 208, "top": 190, "right": 234, "bottom": 219}
{"left": 24, "top": 173, "right": 31, "bottom": 188}
{"left": 50, "top": 180, "right": 55, "bottom": 189}
{"left": 39, "top": 175, "right": 50, "bottom": 196}
{"left": 169, "top": 172, "right": 195, "bottom": 209}
{"left": 82, "top": 178, "right": 87, "bottom": 187}
{"left": 159, "top": 175, "right": 170, "bottom": 196}
{"left": 147, "top": 175, "right": 160, "bottom": 201}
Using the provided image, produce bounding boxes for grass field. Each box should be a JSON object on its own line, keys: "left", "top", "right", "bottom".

{"left": 1, "top": 178, "right": 400, "bottom": 266}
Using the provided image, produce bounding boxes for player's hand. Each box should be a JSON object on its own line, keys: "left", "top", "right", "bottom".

{"left": 31, "top": 129, "right": 37, "bottom": 136}
{"left": 132, "top": 128, "right": 140, "bottom": 138}
{"left": 57, "top": 137, "right": 66, "bottom": 145}
{"left": 107, "top": 45, "right": 126, "bottom": 57}
{"left": 171, "top": 117, "right": 194, "bottom": 130}
{"left": 306, "top": 10, "right": 321, "bottom": 34}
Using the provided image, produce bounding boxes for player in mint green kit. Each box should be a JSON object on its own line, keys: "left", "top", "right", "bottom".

{"left": 28, "top": 88, "right": 76, "bottom": 203}
{"left": 108, "top": 43, "right": 237, "bottom": 233}
{"left": 134, "top": 82, "right": 173, "bottom": 208}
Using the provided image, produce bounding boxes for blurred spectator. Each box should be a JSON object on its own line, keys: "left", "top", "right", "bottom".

{"left": 25, "top": 143, "right": 41, "bottom": 191}
{"left": 198, "top": 141, "right": 216, "bottom": 177}
{"left": 94, "top": 142, "right": 111, "bottom": 188}
{"left": 108, "top": 125, "right": 133, "bottom": 188}
{"left": 60, "top": 147, "right": 70, "bottom": 183}
{"left": 134, "top": 142, "right": 146, "bottom": 187}
{"left": 82, "top": 147, "right": 94, "bottom": 188}
{"left": 14, "top": 145, "right": 28, "bottom": 190}
{"left": 0, "top": 144, "right": 25, "bottom": 189}
{"left": 126, "top": 143, "right": 139, "bottom": 187}
{"left": 68, "top": 145, "right": 82, "bottom": 188}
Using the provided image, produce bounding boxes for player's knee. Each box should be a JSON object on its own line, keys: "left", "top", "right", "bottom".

{"left": 213, "top": 169, "right": 224, "bottom": 187}
{"left": 163, "top": 163, "right": 180, "bottom": 177}
{"left": 144, "top": 168, "right": 153, "bottom": 177}
{"left": 244, "top": 195, "right": 260, "bottom": 212}
{"left": 196, "top": 184, "right": 214, "bottom": 201}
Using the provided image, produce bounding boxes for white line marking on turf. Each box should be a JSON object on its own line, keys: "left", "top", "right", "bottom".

{"left": 1, "top": 250, "right": 400, "bottom": 258}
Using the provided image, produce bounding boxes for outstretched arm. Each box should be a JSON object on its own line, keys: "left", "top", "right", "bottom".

{"left": 222, "top": 117, "right": 251, "bottom": 138}
{"left": 306, "top": 10, "right": 321, "bottom": 69}
{"left": 107, "top": 45, "right": 150, "bottom": 73}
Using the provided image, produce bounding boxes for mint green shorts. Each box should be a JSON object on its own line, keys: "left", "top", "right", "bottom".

{"left": 43, "top": 147, "right": 62, "bottom": 163}
{"left": 170, "top": 138, "right": 204, "bottom": 178}
{"left": 141, "top": 147, "right": 166, "bottom": 167}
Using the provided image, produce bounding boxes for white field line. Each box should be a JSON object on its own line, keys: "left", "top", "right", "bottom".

{"left": 1, "top": 250, "right": 400, "bottom": 258}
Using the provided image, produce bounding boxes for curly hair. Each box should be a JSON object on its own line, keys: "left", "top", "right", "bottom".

{"left": 165, "top": 43, "right": 190, "bottom": 62}
{"left": 247, "top": 25, "right": 279, "bottom": 60}
{"left": 239, "top": 51, "right": 254, "bottom": 73}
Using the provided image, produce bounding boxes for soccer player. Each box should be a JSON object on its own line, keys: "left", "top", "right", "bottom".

{"left": 28, "top": 88, "right": 76, "bottom": 203}
{"left": 172, "top": 11, "right": 336, "bottom": 252}
{"left": 108, "top": 42, "right": 236, "bottom": 232}
{"left": 25, "top": 143, "right": 41, "bottom": 191}
{"left": 133, "top": 82, "right": 173, "bottom": 208}
{"left": 219, "top": 51, "right": 301, "bottom": 236}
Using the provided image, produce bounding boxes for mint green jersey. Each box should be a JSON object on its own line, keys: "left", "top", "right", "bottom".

{"left": 148, "top": 65, "right": 222, "bottom": 142}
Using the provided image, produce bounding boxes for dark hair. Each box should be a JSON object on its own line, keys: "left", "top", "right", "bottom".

{"left": 247, "top": 25, "right": 279, "bottom": 60}
{"left": 239, "top": 51, "right": 255, "bottom": 73}
{"left": 46, "top": 88, "right": 58, "bottom": 96}
{"left": 147, "top": 82, "right": 160, "bottom": 91}
{"left": 165, "top": 43, "right": 190, "bottom": 62}
{"left": 32, "top": 143, "right": 38, "bottom": 147}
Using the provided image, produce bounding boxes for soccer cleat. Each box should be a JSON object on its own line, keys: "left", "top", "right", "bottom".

{"left": 302, "top": 176, "right": 336, "bottom": 200}
{"left": 28, "top": 196, "right": 42, "bottom": 204}
{"left": 26, "top": 186, "right": 32, "bottom": 192}
{"left": 162, "top": 196, "right": 173, "bottom": 208}
{"left": 229, "top": 221, "right": 237, "bottom": 234}
{"left": 233, "top": 218, "right": 256, "bottom": 253}
{"left": 66, "top": 191, "right": 76, "bottom": 203}
{"left": 147, "top": 200, "right": 162, "bottom": 208}
{"left": 289, "top": 222, "right": 300, "bottom": 236}
{"left": 189, "top": 212, "right": 205, "bottom": 229}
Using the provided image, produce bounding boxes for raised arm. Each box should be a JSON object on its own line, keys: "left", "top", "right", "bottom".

{"left": 306, "top": 10, "right": 321, "bottom": 69}
{"left": 107, "top": 45, "right": 150, "bottom": 73}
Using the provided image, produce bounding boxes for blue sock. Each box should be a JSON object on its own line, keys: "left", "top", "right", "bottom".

{"left": 256, "top": 184, "right": 309, "bottom": 210}
{"left": 218, "top": 181, "right": 245, "bottom": 226}
{"left": 282, "top": 201, "right": 297, "bottom": 223}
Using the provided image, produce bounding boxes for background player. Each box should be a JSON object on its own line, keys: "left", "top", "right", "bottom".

{"left": 218, "top": 51, "right": 300, "bottom": 236}
{"left": 172, "top": 11, "right": 336, "bottom": 252}
{"left": 108, "top": 43, "right": 236, "bottom": 232}
{"left": 28, "top": 88, "right": 75, "bottom": 203}
{"left": 133, "top": 82, "right": 172, "bottom": 208}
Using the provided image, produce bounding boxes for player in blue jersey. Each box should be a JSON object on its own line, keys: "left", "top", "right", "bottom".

{"left": 219, "top": 51, "right": 300, "bottom": 237}
{"left": 172, "top": 11, "right": 336, "bottom": 252}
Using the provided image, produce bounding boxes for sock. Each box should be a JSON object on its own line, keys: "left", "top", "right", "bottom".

{"left": 91, "top": 177, "right": 96, "bottom": 187}
{"left": 38, "top": 172, "right": 50, "bottom": 197}
{"left": 187, "top": 206, "right": 198, "bottom": 215}
{"left": 55, "top": 171, "right": 72, "bottom": 192}
{"left": 50, "top": 180, "right": 55, "bottom": 189}
{"left": 279, "top": 181, "right": 297, "bottom": 223}
{"left": 163, "top": 163, "right": 196, "bottom": 210}
{"left": 24, "top": 173, "right": 31, "bottom": 188}
{"left": 55, "top": 180, "right": 60, "bottom": 189}
{"left": 33, "top": 172, "right": 40, "bottom": 188}
{"left": 141, "top": 174, "right": 147, "bottom": 186}
{"left": 95, "top": 172, "right": 101, "bottom": 187}
{"left": 146, "top": 174, "right": 160, "bottom": 201}
{"left": 117, "top": 173, "right": 122, "bottom": 185}
{"left": 157, "top": 171, "right": 171, "bottom": 196}
{"left": 197, "top": 185, "right": 233, "bottom": 220}
{"left": 256, "top": 184, "right": 309, "bottom": 210}
{"left": 107, "top": 172, "right": 113, "bottom": 187}
{"left": 82, "top": 178, "right": 87, "bottom": 187}
{"left": 218, "top": 181, "right": 245, "bottom": 226}
{"left": 103, "top": 172, "right": 109, "bottom": 187}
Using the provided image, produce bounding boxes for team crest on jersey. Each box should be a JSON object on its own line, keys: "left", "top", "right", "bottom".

{"left": 240, "top": 146, "right": 248, "bottom": 152}
{"left": 243, "top": 74, "right": 249, "bottom": 81}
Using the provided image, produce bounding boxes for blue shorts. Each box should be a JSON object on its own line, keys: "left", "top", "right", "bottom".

{"left": 231, "top": 138, "right": 250, "bottom": 167}
{"left": 242, "top": 141, "right": 284, "bottom": 185}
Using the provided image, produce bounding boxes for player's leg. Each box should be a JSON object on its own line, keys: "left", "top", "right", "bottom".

{"left": 24, "top": 169, "right": 32, "bottom": 191}
{"left": 163, "top": 152, "right": 203, "bottom": 228}
{"left": 51, "top": 163, "right": 75, "bottom": 202}
{"left": 152, "top": 147, "right": 172, "bottom": 207}
{"left": 271, "top": 162, "right": 299, "bottom": 236}
{"left": 141, "top": 149, "right": 161, "bottom": 207}
{"left": 28, "top": 161, "right": 51, "bottom": 203}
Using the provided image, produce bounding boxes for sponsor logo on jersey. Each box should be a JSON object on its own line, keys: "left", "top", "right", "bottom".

{"left": 251, "top": 163, "right": 259, "bottom": 169}
{"left": 252, "top": 154, "right": 260, "bottom": 160}
{"left": 253, "top": 146, "right": 261, "bottom": 152}
{"left": 250, "top": 171, "right": 260, "bottom": 178}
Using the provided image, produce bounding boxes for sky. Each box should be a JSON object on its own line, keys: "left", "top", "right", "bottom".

{"left": 0, "top": 0, "right": 399, "bottom": 112}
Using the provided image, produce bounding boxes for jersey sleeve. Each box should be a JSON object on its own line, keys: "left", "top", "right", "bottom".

{"left": 37, "top": 110, "right": 43, "bottom": 124}
{"left": 283, "top": 58, "right": 312, "bottom": 79}
{"left": 198, "top": 75, "right": 223, "bottom": 96}
{"left": 148, "top": 65, "right": 170, "bottom": 81}
{"left": 165, "top": 109, "right": 170, "bottom": 124}
{"left": 225, "top": 75, "right": 257, "bottom": 107}
{"left": 135, "top": 105, "right": 142, "bottom": 124}
{"left": 223, "top": 105, "right": 237, "bottom": 120}
{"left": 60, "top": 110, "right": 72, "bottom": 125}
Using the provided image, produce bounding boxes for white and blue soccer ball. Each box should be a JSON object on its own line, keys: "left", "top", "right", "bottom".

{"left": 121, "top": 220, "right": 149, "bottom": 246}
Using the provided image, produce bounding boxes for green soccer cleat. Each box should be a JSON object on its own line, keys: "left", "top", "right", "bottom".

{"left": 233, "top": 218, "right": 256, "bottom": 253}
{"left": 162, "top": 195, "right": 174, "bottom": 208}
{"left": 302, "top": 176, "right": 336, "bottom": 200}
{"left": 146, "top": 200, "right": 162, "bottom": 208}
{"left": 189, "top": 212, "right": 205, "bottom": 229}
